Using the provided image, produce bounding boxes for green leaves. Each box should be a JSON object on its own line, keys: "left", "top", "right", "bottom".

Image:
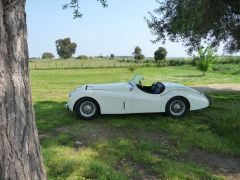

{"left": 63, "top": 0, "right": 108, "bottom": 19}
{"left": 147, "top": 0, "right": 240, "bottom": 54}
{"left": 195, "top": 46, "right": 216, "bottom": 75}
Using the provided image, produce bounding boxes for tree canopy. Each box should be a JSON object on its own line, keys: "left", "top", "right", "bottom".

{"left": 133, "top": 46, "right": 145, "bottom": 61}
{"left": 56, "top": 38, "right": 77, "bottom": 59}
{"left": 42, "top": 52, "right": 55, "bottom": 59}
{"left": 154, "top": 47, "right": 168, "bottom": 61}
{"left": 146, "top": 0, "right": 240, "bottom": 54}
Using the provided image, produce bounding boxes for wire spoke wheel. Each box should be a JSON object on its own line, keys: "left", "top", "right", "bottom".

{"left": 169, "top": 100, "right": 186, "bottom": 116}
{"left": 80, "top": 101, "right": 96, "bottom": 118}
{"left": 166, "top": 97, "right": 189, "bottom": 118}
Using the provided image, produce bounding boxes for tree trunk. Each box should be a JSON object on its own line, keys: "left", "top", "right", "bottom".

{"left": 0, "top": 0, "right": 46, "bottom": 179}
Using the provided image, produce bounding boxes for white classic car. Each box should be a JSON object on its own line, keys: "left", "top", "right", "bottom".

{"left": 66, "top": 74, "right": 211, "bottom": 120}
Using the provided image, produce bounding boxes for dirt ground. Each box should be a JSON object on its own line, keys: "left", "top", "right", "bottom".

{"left": 192, "top": 84, "right": 240, "bottom": 92}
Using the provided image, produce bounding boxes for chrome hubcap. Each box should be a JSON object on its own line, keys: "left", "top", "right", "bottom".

{"left": 170, "top": 100, "right": 186, "bottom": 116}
{"left": 80, "top": 101, "right": 96, "bottom": 117}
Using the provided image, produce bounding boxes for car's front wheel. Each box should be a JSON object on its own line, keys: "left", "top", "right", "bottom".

{"left": 166, "top": 97, "right": 189, "bottom": 118}
{"left": 75, "top": 98, "right": 100, "bottom": 120}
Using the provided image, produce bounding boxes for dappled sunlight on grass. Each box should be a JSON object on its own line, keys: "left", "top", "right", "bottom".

{"left": 43, "top": 146, "right": 125, "bottom": 179}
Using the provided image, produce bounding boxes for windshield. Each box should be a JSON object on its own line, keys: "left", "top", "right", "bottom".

{"left": 129, "top": 74, "right": 144, "bottom": 85}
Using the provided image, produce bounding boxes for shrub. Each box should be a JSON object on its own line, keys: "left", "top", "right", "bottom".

{"left": 128, "top": 64, "right": 139, "bottom": 73}
{"left": 154, "top": 47, "right": 167, "bottom": 62}
{"left": 76, "top": 55, "right": 88, "bottom": 59}
{"left": 195, "top": 47, "right": 216, "bottom": 76}
{"left": 42, "top": 52, "right": 54, "bottom": 59}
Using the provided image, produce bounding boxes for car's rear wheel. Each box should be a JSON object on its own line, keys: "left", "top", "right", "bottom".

{"left": 166, "top": 97, "right": 189, "bottom": 118}
{"left": 75, "top": 98, "right": 100, "bottom": 120}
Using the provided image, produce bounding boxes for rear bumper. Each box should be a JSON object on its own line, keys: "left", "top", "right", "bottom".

{"left": 205, "top": 95, "right": 213, "bottom": 105}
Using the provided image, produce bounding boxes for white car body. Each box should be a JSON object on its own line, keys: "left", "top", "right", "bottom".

{"left": 66, "top": 75, "right": 210, "bottom": 115}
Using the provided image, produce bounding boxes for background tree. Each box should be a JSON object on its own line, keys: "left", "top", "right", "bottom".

{"left": 133, "top": 46, "right": 145, "bottom": 62}
{"left": 195, "top": 47, "right": 216, "bottom": 76}
{"left": 146, "top": 0, "right": 240, "bottom": 54}
{"left": 56, "top": 38, "right": 77, "bottom": 59}
{"left": 76, "top": 55, "right": 88, "bottom": 59}
{"left": 42, "top": 52, "right": 55, "bottom": 59}
{"left": 0, "top": 0, "right": 107, "bottom": 179}
{"left": 110, "top": 54, "right": 115, "bottom": 60}
{"left": 154, "top": 47, "right": 167, "bottom": 62}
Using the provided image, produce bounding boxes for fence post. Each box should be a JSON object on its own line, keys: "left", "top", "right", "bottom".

{"left": 35, "top": 62, "right": 36, "bottom": 70}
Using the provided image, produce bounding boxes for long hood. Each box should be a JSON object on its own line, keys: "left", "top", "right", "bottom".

{"left": 86, "top": 83, "right": 127, "bottom": 91}
{"left": 162, "top": 82, "right": 200, "bottom": 93}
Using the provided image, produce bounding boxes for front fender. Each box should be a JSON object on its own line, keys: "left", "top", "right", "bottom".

{"left": 67, "top": 90, "right": 101, "bottom": 112}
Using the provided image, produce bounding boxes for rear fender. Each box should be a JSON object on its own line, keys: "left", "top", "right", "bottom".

{"left": 160, "top": 89, "right": 209, "bottom": 111}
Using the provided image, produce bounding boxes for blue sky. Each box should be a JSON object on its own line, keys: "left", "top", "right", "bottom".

{"left": 26, "top": 0, "right": 234, "bottom": 58}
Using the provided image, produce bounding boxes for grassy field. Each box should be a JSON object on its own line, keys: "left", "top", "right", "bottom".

{"left": 31, "top": 65, "right": 240, "bottom": 179}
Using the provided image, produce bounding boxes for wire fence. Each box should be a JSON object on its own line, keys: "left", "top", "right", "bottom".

{"left": 29, "top": 60, "right": 155, "bottom": 70}
{"left": 29, "top": 56, "right": 240, "bottom": 70}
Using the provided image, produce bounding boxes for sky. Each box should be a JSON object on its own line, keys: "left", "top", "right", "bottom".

{"left": 26, "top": 0, "right": 238, "bottom": 58}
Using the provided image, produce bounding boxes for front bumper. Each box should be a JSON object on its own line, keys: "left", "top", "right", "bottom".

{"left": 65, "top": 104, "right": 69, "bottom": 110}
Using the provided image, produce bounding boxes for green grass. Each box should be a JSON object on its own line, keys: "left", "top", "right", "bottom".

{"left": 31, "top": 65, "right": 240, "bottom": 179}
{"left": 213, "top": 64, "right": 240, "bottom": 75}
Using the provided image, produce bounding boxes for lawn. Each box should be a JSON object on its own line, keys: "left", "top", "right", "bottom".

{"left": 31, "top": 66, "right": 240, "bottom": 179}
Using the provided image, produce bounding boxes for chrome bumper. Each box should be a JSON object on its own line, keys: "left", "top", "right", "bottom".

{"left": 65, "top": 104, "right": 69, "bottom": 110}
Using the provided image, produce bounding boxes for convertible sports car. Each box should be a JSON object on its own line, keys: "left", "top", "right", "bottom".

{"left": 66, "top": 74, "right": 211, "bottom": 120}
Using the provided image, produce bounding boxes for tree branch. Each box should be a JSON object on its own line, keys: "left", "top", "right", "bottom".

{"left": 63, "top": 0, "right": 108, "bottom": 19}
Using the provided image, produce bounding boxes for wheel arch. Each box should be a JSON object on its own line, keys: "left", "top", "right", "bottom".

{"left": 165, "top": 96, "right": 190, "bottom": 111}
{"left": 73, "top": 97, "right": 101, "bottom": 114}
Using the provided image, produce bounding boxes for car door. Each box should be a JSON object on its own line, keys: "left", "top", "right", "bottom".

{"left": 132, "top": 86, "right": 162, "bottom": 113}
{"left": 98, "top": 87, "right": 133, "bottom": 114}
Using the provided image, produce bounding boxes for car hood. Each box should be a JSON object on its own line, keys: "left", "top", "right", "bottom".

{"left": 86, "top": 83, "right": 127, "bottom": 91}
{"left": 162, "top": 82, "right": 200, "bottom": 94}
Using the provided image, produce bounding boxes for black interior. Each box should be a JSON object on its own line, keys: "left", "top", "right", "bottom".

{"left": 137, "top": 82, "right": 165, "bottom": 94}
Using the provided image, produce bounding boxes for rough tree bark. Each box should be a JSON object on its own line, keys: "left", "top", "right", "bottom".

{"left": 0, "top": 0, "right": 46, "bottom": 179}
